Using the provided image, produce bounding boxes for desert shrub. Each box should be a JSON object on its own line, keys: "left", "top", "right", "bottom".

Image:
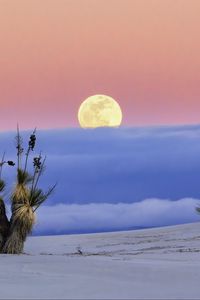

{"left": 0, "top": 127, "right": 55, "bottom": 254}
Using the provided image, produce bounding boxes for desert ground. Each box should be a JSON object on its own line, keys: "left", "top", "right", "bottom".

{"left": 0, "top": 222, "right": 200, "bottom": 299}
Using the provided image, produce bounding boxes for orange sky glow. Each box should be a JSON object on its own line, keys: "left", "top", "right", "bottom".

{"left": 0, "top": 0, "right": 200, "bottom": 130}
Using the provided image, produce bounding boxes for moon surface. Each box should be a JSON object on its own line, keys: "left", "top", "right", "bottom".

{"left": 78, "top": 95, "right": 122, "bottom": 128}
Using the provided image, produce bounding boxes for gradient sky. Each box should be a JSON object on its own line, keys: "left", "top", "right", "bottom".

{"left": 1, "top": 0, "right": 200, "bottom": 130}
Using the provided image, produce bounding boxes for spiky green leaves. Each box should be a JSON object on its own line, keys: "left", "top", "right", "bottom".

{"left": 30, "top": 184, "right": 56, "bottom": 211}
{"left": 11, "top": 169, "right": 33, "bottom": 208}
{"left": 17, "top": 169, "right": 33, "bottom": 185}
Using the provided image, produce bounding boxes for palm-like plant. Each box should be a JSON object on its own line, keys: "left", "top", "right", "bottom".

{"left": 0, "top": 198, "right": 10, "bottom": 251}
{"left": 3, "top": 170, "right": 34, "bottom": 254}
{"left": 0, "top": 154, "right": 14, "bottom": 252}
{"left": 2, "top": 127, "right": 55, "bottom": 254}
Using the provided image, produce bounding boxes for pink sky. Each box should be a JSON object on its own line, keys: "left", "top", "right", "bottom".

{"left": 0, "top": 0, "right": 200, "bottom": 130}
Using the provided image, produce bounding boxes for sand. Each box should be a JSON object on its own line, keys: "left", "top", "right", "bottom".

{"left": 0, "top": 222, "right": 200, "bottom": 299}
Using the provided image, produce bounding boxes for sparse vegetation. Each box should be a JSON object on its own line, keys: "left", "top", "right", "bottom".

{"left": 0, "top": 126, "right": 56, "bottom": 254}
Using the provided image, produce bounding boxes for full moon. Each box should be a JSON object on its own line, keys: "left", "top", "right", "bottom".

{"left": 78, "top": 95, "right": 122, "bottom": 128}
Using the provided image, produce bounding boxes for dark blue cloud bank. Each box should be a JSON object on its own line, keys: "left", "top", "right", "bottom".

{"left": 1, "top": 124, "right": 200, "bottom": 235}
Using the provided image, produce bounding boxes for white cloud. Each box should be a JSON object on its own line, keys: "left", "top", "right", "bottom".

{"left": 35, "top": 198, "right": 200, "bottom": 235}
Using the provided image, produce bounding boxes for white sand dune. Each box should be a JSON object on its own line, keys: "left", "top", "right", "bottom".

{"left": 0, "top": 222, "right": 200, "bottom": 299}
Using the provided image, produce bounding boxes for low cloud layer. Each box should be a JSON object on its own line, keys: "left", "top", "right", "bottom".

{"left": 1, "top": 125, "right": 200, "bottom": 234}
{"left": 35, "top": 198, "right": 200, "bottom": 235}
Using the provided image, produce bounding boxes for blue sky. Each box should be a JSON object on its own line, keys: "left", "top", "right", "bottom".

{"left": 1, "top": 124, "right": 200, "bottom": 235}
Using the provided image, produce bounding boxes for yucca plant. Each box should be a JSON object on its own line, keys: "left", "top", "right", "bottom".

{"left": 0, "top": 198, "right": 9, "bottom": 251}
{"left": 0, "top": 154, "right": 15, "bottom": 252}
{"left": 2, "top": 127, "right": 56, "bottom": 254}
